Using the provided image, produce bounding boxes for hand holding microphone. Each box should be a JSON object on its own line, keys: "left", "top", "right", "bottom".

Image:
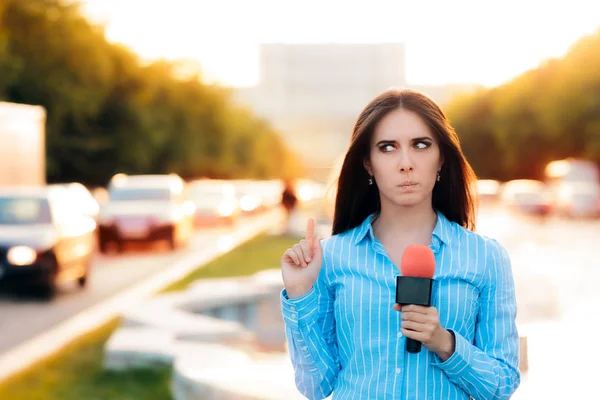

{"left": 394, "top": 245, "right": 455, "bottom": 359}
{"left": 281, "top": 218, "right": 323, "bottom": 299}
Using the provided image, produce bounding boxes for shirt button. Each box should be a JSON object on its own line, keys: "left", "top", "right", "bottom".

{"left": 397, "top": 332, "right": 403, "bottom": 338}
{"left": 396, "top": 368, "right": 402, "bottom": 374}
{"left": 290, "top": 305, "right": 296, "bottom": 312}
{"left": 291, "top": 312, "right": 297, "bottom": 319}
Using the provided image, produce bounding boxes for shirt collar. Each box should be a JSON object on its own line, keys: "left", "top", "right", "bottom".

{"left": 352, "top": 213, "right": 377, "bottom": 246}
{"left": 352, "top": 210, "right": 453, "bottom": 247}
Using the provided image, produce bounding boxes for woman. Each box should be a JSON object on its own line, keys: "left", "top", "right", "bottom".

{"left": 280, "top": 89, "right": 520, "bottom": 399}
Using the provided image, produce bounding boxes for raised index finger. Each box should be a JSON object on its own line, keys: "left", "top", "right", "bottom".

{"left": 306, "top": 217, "right": 315, "bottom": 249}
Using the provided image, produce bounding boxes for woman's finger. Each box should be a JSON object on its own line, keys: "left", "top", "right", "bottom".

{"left": 401, "top": 311, "right": 430, "bottom": 324}
{"left": 306, "top": 218, "right": 315, "bottom": 250}
{"left": 401, "top": 304, "right": 432, "bottom": 314}
{"left": 283, "top": 248, "right": 301, "bottom": 266}
{"left": 292, "top": 244, "right": 307, "bottom": 267}
{"left": 401, "top": 328, "right": 426, "bottom": 342}
{"left": 298, "top": 239, "right": 312, "bottom": 263}
{"left": 401, "top": 320, "right": 427, "bottom": 333}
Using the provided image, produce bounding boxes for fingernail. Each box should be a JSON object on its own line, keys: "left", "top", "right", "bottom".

{"left": 306, "top": 257, "right": 312, "bottom": 262}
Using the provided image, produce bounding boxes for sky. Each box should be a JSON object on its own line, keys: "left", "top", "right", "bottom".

{"left": 81, "top": 0, "right": 600, "bottom": 88}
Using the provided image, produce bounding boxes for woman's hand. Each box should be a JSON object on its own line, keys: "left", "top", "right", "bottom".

{"left": 393, "top": 304, "right": 456, "bottom": 361}
{"left": 281, "top": 218, "right": 323, "bottom": 299}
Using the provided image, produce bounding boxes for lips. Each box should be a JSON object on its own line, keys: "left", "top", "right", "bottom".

{"left": 399, "top": 182, "right": 418, "bottom": 188}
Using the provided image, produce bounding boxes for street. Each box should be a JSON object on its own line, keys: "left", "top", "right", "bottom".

{"left": 0, "top": 211, "right": 276, "bottom": 356}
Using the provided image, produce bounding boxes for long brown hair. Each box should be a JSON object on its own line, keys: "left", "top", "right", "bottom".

{"left": 332, "top": 89, "right": 477, "bottom": 235}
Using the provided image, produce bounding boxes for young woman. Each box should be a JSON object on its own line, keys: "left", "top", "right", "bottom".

{"left": 280, "top": 89, "right": 520, "bottom": 399}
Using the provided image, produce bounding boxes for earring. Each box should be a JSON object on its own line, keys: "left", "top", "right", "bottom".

{"left": 436, "top": 170, "right": 441, "bottom": 182}
{"left": 368, "top": 176, "right": 374, "bottom": 185}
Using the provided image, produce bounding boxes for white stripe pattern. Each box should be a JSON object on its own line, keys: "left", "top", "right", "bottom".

{"left": 281, "top": 211, "right": 520, "bottom": 399}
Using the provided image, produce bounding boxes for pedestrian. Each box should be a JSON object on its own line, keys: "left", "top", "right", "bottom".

{"left": 281, "top": 179, "right": 299, "bottom": 235}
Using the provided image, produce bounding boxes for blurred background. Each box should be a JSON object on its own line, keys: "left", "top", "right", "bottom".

{"left": 0, "top": 0, "right": 599, "bottom": 399}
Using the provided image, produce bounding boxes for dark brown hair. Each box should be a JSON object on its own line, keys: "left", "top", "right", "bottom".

{"left": 332, "top": 89, "right": 477, "bottom": 235}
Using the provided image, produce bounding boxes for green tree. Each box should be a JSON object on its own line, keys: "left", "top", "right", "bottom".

{"left": 0, "top": 0, "right": 302, "bottom": 185}
{"left": 446, "top": 27, "right": 600, "bottom": 180}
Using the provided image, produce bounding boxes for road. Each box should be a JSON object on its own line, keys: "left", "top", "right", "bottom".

{"left": 0, "top": 210, "right": 281, "bottom": 356}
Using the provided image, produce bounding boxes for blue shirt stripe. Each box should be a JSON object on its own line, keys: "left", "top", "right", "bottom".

{"left": 281, "top": 211, "right": 520, "bottom": 399}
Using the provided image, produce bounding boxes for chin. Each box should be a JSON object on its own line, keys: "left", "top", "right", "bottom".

{"left": 390, "top": 194, "right": 425, "bottom": 208}
{"left": 395, "top": 200, "right": 423, "bottom": 208}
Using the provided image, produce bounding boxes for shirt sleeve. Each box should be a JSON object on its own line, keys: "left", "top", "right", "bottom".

{"left": 281, "top": 242, "right": 340, "bottom": 400}
{"left": 431, "top": 239, "right": 521, "bottom": 399}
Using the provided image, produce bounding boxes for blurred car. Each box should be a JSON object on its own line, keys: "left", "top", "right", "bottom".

{"left": 554, "top": 181, "right": 600, "bottom": 218}
{"left": 186, "top": 179, "right": 240, "bottom": 226}
{"left": 501, "top": 179, "right": 554, "bottom": 216}
{"left": 97, "top": 174, "right": 195, "bottom": 252}
{"left": 475, "top": 179, "right": 502, "bottom": 204}
{"left": 0, "top": 186, "right": 96, "bottom": 296}
{"left": 51, "top": 182, "right": 100, "bottom": 222}
{"left": 90, "top": 186, "right": 110, "bottom": 206}
{"left": 294, "top": 179, "right": 326, "bottom": 204}
{"left": 232, "top": 180, "right": 265, "bottom": 214}
{"left": 259, "top": 180, "right": 285, "bottom": 209}
{"left": 544, "top": 158, "right": 600, "bottom": 218}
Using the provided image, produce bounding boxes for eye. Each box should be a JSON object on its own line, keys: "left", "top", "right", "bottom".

{"left": 414, "top": 141, "right": 431, "bottom": 150}
{"left": 378, "top": 144, "right": 396, "bottom": 153}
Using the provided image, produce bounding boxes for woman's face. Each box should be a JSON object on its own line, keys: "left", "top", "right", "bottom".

{"left": 364, "top": 108, "right": 443, "bottom": 209}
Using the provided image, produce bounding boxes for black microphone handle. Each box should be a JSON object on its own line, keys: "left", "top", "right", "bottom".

{"left": 405, "top": 337, "right": 422, "bottom": 353}
{"left": 396, "top": 276, "right": 434, "bottom": 354}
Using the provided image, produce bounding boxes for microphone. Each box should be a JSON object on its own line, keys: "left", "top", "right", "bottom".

{"left": 396, "top": 244, "right": 436, "bottom": 353}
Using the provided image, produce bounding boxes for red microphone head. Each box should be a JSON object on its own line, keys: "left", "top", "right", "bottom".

{"left": 400, "top": 244, "right": 436, "bottom": 278}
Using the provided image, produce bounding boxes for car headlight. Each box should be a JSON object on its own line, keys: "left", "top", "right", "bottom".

{"left": 218, "top": 201, "right": 236, "bottom": 217}
{"left": 240, "top": 195, "right": 259, "bottom": 211}
{"left": 298, "top": 185, "right": 314, "bottom": 202}
{"left": 7, "top": 246, "right": 37, "bottom": 266}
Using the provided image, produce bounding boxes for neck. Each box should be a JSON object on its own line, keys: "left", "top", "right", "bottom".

{"left": 372, "top": 200, "right": 438, "bottom": 245}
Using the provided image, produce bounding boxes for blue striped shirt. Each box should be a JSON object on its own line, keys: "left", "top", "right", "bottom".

{"left": 281, "top": 211, "right": 520, "bottom": 399}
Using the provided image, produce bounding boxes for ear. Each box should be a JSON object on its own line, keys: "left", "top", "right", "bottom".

{"left": 438, "top": 154, "right": 444, "bottom": 171}
{"left": 363, "top": 159, "right": 373, "bottom": 176}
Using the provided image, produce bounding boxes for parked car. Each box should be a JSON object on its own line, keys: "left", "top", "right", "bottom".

{"left": 97, "top": 174, "right": 195, "bottom": 252}
{"left": 0, "top": 185, "right": 96, "bottom": 296}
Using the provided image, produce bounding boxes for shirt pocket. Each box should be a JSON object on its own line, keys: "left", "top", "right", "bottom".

{"left": 432, "top": 277, "right": 479, "bottom": 339}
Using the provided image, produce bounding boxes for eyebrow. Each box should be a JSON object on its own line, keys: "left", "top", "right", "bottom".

{"left": 375, "top": 136, "right": 434, "bottom": 145}
{"left": 411, "top": 136, "right": 434, "bottom": 142}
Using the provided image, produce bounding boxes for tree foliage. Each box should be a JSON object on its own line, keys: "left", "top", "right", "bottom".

{"left": 446, "top": 28, "right": 600, "bottom": 180}
{"left": 0, "top": 0, "right": 302, "bottom": 185}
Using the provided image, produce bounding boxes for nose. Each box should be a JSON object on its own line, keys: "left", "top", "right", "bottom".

{"left": 397, "top": 148, "right": 414, "bottom": 172}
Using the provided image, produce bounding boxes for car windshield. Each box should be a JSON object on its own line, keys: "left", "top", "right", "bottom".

{"left": 0, "top": 197, "right": 52, "bottom": 225}
{"left": 109, "top": 187, "right": 172, "bottom": 201}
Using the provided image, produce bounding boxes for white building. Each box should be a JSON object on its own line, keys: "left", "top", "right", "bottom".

{"left": 234, "top": 43, "right": 478, "bottom": 180}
